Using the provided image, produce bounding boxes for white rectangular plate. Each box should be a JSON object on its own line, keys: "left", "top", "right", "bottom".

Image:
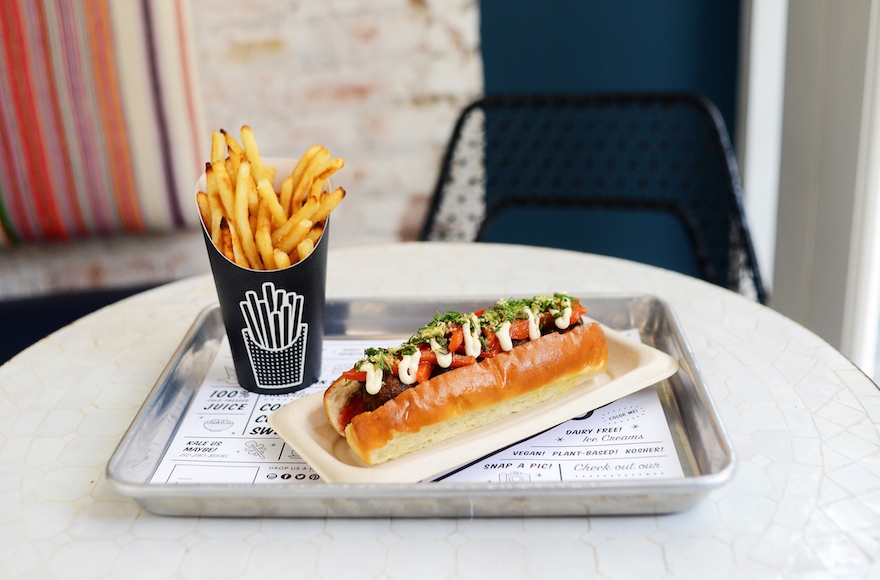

{"left": 269, "top": 324, "right": 679, "bottom": 483}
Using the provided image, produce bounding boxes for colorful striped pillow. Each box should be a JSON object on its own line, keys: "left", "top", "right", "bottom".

{"left": 0, "top": 0, "right": 204, "bottom": 244}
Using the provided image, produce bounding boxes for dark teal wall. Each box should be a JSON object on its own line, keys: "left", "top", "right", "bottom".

{"left": 480, "top": 0, "right": 741, "bottom": 141}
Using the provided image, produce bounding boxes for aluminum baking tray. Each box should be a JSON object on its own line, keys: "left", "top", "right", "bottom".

{"left": 107, "top": 295, "right": 735, "bottom": 517}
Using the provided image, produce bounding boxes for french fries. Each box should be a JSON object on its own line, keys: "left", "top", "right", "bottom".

{"left": 196, "top": 126, "right": 345, "bottom": 270}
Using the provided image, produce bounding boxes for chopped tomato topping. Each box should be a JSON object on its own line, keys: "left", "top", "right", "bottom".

{"left": 450, "top": 354, "right": 476, "bottom": 367}
{"left": 570, "top": 302, "right": 587, "bottom": 325}
{"left": 509, "top": 318, "right": 531, "bottom": 340}
{"left": 418, "top": 343, "right": 474, "bottom": 363}
{"left": 416, "top": 361, "right": 433, "bottom": 383}
{"left": 418, "top": 348, "right": 437, "bottom": 364}
{"left": 448, "top": 326, "right": 463, "bottom": 353}
{"left": 342, "top": 369, "right": 367, "bottom": 382}
{"left": 481, "top": 327, "right": 502, "bottom": 357}
{"left": 416, "top": 346, "right": 474, "bottom": 368}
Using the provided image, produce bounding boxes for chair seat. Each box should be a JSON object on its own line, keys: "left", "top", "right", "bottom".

{"left": 480, "top": 205, "right": 702, "bottom": 278}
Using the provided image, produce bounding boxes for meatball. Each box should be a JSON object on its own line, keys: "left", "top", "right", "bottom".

{"left": 362, "top": 373, "right": 413, "bottom": 412}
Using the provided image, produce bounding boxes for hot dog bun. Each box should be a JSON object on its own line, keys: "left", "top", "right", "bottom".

{"left": 324, "top": 320, "right": 607, "bottom": 465}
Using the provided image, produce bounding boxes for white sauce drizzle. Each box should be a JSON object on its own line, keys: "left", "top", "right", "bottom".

{"left": 495, "top": 321, "right": 513, "bottom": 351}
{"left": 361, "top": 362, "right": 383, "bottom": 395}
{"left": 397, "top": 349, "right": 421, "bottom": 385}
{"left": 462, "top": 315, "right": 482, "bottom": 357}
{"left": 554, "top": 306, "right": 573, "bottom": 329}
{"left": 525, "top": 308, "right": 541, "bottom": 340}
{"left": 430, "top": 338, "right": 452, "bottom": 368}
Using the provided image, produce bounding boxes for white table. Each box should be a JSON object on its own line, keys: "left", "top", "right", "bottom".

{"left": 2, "top": 242, "right": 879, "bottom": 579}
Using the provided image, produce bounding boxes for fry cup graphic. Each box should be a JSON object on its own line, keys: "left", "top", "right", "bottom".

{"left": 240, "top": 282, "right": 309, "bottom": 389}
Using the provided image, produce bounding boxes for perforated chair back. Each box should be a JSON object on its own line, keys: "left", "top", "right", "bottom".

{"left": 420, "top": 93, "right": 767, "bottom": 304}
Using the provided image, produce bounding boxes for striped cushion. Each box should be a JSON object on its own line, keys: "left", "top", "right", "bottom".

{"left": 0, "top": 0, "right": 204, "bottom": 244}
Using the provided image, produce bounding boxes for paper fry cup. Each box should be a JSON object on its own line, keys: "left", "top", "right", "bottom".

{"left": 196, "top": 157, "right": 327, "bottom": 394}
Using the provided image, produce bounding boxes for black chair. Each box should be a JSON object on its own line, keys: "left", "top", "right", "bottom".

{"left": 420, "top": 93, "right": 768, "bottom": 304}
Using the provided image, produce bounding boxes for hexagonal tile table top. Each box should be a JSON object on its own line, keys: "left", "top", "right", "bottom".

{"left": 2, "top": 242, "right": 879, "bottom": 579}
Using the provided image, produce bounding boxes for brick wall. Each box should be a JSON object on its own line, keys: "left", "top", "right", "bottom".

{"left": 190, "top": 0, "right": 483, "bottom": 245}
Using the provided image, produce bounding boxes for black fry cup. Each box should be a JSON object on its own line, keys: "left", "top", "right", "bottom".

{"left": 197, "top": 158, "right": 327, "bottom": 394}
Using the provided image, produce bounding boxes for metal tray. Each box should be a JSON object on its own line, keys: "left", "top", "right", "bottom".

{"left": 107, "top": 295, "right": 736, "bottom": 517}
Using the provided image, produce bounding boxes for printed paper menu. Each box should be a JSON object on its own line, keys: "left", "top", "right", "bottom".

{"left": 433, "top": 386, "right": 682, "bottom": 483}
{"left": 149, "top": 332, "right": 684, "bottom": 485}
{"left": 148, "top": 337, "right": 379, "bottom": 485}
